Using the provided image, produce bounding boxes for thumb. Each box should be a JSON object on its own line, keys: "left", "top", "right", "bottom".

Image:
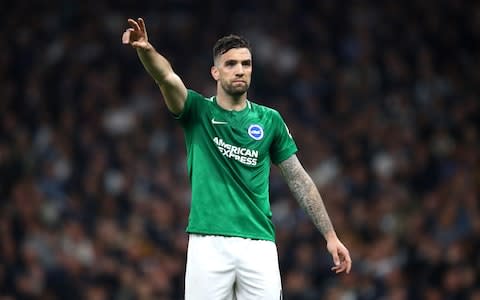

{"left": 332, "top": 250, "right": 340, "bottom": 266}
{"left": 131, "top": 41, "right": 142, "bottom": 48}
{"left": 122, "top": 30, "right": 131, "bottom": 44}
{"left": 131, "top": 41, "right": 148, "bottom": 49}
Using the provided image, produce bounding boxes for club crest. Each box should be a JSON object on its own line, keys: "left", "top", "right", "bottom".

{"left": 248, "top": 124, "right": 264, "bottom": 140}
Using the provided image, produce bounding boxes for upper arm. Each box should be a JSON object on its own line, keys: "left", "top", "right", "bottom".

{"left": 158, "top": 72, "right": 188, "bottom": 115}
{"left": 270, "top": 111, "right": 297, "bottom": 164}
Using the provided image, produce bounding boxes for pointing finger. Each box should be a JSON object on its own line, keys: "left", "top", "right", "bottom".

{"left": 127, "top": 18, "right": 141, "bottom": 32}
{"left": 138, "top": 18, "right": 146, "bottom": 33}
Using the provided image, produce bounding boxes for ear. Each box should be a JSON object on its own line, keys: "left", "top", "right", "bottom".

{"left": 211, "top": 66, "right": 219, "bottom": 80}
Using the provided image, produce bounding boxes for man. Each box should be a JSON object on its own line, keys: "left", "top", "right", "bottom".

{"left": 122, "top": 18, "right": 351, "bottom": 300}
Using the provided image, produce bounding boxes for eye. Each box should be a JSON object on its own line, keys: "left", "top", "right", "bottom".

{"left": 225, "top": 60, "right": 236, "bottom": 67}
{"left": 242, "top": 60, "right": 252, "bottom": 66}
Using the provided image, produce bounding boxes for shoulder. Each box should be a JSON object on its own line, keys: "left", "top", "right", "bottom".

{"left": 187, "top": 89, "right": 214, "bottom": 103}
{"left": 185, "top": 89, "right": 215, "bottom": 113}
{"left": 178, "top": 89, "right": 214, "bottom": 121}
{"left": 249, "top": 101, "right": 282, "bottom": 119}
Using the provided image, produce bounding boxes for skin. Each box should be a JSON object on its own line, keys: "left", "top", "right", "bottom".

{"left": 278, "top": 155, "right": 351, "bottom": 274}
{"left": 122, "top": 18, "right": 187, "bottom": 115}
{"left": 123, "top": 17, "right": 352, "bottom": 274}
{"left": 211, "top": 48, "right": 252, "bottom": 111}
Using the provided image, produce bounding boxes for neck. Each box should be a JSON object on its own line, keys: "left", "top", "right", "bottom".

{"left": 216, "top": 89, "right": 247, "bottom": 111}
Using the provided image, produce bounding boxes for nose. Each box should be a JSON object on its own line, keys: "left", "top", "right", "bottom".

{"left": 235, "top": 64, "right": 244, "bottom": 76}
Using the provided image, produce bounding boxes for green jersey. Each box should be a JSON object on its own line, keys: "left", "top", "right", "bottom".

{"left": 176, "top": 90, "right": 297, "bottom": 241}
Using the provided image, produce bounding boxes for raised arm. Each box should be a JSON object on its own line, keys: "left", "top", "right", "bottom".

{"left": 122, "top": 18, "right": 187, "bottom": 115}
{"left": 278, "top": 154, "right": 352, "bottom": 274}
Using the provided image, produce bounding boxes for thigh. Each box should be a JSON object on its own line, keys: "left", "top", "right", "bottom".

{"left": 234, "top": 239, "right": 282, "bottom": 300}
{"left": 185, "top": 234, "right": 236, "bottom": 300}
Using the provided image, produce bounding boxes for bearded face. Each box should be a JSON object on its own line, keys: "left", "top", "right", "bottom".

{"left": 211, "top": 48, "right": 252, "bottom": 97}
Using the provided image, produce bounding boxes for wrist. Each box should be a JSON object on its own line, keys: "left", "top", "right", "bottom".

{"left": 324, "top": 230, "right": 338, "bottom": 242}
{"left": 136, "top": 43, "right": 154, "bottom": 53}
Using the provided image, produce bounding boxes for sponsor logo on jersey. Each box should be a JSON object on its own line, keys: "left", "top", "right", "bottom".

{"left": 213, "top": 137, "right": 258, "bottom": 166}
{"left": 248, "top": 124, "right": 264, "bottom": 140}
{"left": 211, "top": 118, "right": 228, "bottom": 125}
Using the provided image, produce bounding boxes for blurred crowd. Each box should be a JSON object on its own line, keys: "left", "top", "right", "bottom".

{"left": 0, "top": 0, "right": 479, "bottom": 299}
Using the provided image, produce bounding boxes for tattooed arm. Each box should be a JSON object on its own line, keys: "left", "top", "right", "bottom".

{"left": 278, "top": 154, "right": 352, "bottom": 274}
{"left": 278, "top": 155, "right": 334, "bottom": 235}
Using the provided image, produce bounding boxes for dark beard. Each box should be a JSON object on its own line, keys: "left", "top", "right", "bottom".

{"left": 222, "top": 82, "right": 249, "bottom": 97}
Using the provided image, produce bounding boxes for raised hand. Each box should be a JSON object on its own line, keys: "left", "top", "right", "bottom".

{"left": 122, "top": 18, "right": 151, "bottom": 50}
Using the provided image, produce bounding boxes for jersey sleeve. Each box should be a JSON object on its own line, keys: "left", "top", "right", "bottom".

{"left": 270, "top": 111, "right": 298, "bottom": 165}
{"left": 174, "top": 89, "right": 203, "bottom": 127}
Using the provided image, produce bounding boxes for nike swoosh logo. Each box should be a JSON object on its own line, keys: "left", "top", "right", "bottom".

{"left": 211, "top": 118, "right": 228, "bottom": 125}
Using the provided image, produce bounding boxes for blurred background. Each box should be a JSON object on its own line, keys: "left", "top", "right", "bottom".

{"left": 0, "top": 0, "right": 479, "bottom": 299}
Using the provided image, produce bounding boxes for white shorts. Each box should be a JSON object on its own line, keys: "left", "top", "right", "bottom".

{"left": 185, "top": 234, "right": 282, "bottom": 300}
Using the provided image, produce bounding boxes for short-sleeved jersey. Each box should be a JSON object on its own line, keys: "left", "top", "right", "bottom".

{"left": 176, "top": 89, "right": 297, "bottom": 241}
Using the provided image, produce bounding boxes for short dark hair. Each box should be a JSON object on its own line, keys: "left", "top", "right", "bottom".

{"left": 213, "top": 34, "right": 251, "bottom": 61}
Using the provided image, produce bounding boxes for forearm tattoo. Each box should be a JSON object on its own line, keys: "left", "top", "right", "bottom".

{"left": 278, "top": 155, "right": 334, "bottom": 236}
